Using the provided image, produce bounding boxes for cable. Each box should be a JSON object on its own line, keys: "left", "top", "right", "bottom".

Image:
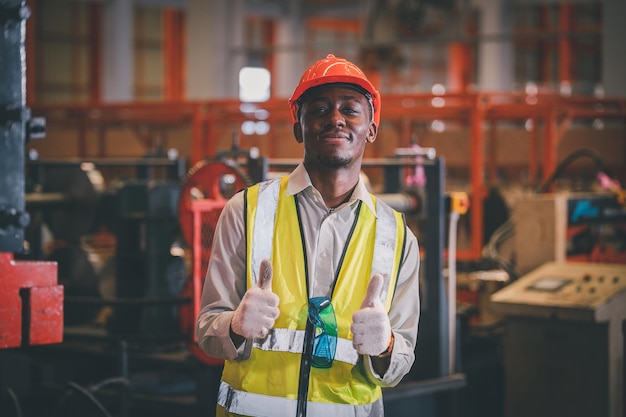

{"left": 479, "top": 217, "right": 520, "bottom": 281}
{"left": 54, "top": 381, "right": 114, "bottom": 417}
{"left": 2, "top": 387, "right": 23, "bottom": 417}
{"left": 483, "top": 218, "right": 514, "bottom": 261}
{"left": 90, "top": 377, "right": 131, "bottom": 392}
{"left": 538, "top": 148, "right": 605, "bottom": 193}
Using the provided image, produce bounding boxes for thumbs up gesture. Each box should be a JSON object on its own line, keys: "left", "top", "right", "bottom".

{"left": 351, "top": 274, "right": 392, "bottom": 356}
{"left": 231, "top": 259, "right": 280, "bottom": 339}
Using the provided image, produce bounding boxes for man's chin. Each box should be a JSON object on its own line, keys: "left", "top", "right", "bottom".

{"left": 317, "top": 156, "right": 351, "bottom": 168}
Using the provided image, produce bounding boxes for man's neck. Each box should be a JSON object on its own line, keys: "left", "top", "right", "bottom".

{"left": 305, "top": 164, "right": 360, "bottom": 209}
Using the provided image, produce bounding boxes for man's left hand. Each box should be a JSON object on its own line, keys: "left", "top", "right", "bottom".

{"left": 351, "top": 274, "right": 392, "bottom": 356}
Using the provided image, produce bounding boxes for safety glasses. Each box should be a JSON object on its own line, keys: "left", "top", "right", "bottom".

{"left": 308, "top": 296, "right": 338, "bottom": 369}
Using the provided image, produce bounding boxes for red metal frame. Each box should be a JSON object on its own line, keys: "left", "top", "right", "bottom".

{"left": 177, "top": 198, "right": 227, "bottom": 366}
{"left": 88, "top": 2, "right": 102, "bottom": 103}
{"left": 164, "top": 8, "right": 185, "bottom": 101}
{"left": 558, "top": 3, "right": 572, "bottom": 86}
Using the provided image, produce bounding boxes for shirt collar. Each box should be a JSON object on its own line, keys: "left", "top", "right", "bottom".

{"left": 286, "top": 163, "right": 377, "bottom": 216}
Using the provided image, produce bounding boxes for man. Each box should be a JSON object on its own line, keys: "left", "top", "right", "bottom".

{"left": 196, "top": 54, "right": 420, "bottom": 417}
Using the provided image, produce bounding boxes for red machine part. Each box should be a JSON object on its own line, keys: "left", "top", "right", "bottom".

{"left": 178, "top": 158, "right": 251, "bottom": 248}
{"left": 0, "top": 252, "right": 62, "bottom": 348}
{"left": 178, "top": 160, "right": 251, "bottom": 365}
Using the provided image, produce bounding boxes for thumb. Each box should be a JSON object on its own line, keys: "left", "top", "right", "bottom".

{"left": 257, "top": 259, "right": 273, "bottom": 291}
{"left": 361, "top": 274, "right": 384, "bottom": 308}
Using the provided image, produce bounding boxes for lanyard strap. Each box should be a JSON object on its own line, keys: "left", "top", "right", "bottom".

{"left": 294, "top": 195, "right": 361, "bottom": 417}
{"left": 296, "top": 317, "right": 315, "bottom": 417}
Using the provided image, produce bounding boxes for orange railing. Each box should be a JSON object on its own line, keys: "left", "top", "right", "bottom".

{"left": 31, "top": 92, "right": 626, "bottom": 260}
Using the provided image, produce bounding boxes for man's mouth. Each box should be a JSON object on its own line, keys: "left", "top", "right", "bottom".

{"left": 320, "top": 132, "right": 350, "bottom": 142}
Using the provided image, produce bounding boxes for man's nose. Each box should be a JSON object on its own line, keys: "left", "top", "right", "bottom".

{"left": 327, "top": 107, "right": 346, "bottom": 127}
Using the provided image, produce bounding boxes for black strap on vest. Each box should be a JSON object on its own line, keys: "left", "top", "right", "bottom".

{"left": 293, "top": 195, "right": 362, "bottom": 417}
{"left": 294, "top": 194, "right": 311, "bottom": 417}
{"left": 296, "top": 317, "right": 315, "bottom": 417}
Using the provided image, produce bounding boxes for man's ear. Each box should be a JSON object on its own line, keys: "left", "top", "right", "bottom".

{"left": 293, "top": 123, "right": 303, "bottom": 143}
{"left": 366, "top": 122, "right": 378, "bottom": 143}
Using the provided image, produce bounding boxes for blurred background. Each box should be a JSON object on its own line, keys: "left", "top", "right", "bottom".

{"left": 1, "top": 0, "right": 625, "bottom": 416}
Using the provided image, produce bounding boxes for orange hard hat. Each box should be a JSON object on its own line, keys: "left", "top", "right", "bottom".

{"left": 288, "top": 54, "right": 381, "bottom": 126}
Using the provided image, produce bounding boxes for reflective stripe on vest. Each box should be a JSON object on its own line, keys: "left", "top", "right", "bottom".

{"left": 250, "top": 178, "right": 281, "bottom": 285}
{"left": 252, "top": 328, "right": 359, "bottom": 365}
{"left": 217, "top": 381, "right": 378, "bottom": 417}
{"left": 372, "top": 200, "right": 404, "bottom": 310}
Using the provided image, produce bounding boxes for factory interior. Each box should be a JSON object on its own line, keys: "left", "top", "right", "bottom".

{"left": 1, "top": 0, "right": 626, "bottom": 416}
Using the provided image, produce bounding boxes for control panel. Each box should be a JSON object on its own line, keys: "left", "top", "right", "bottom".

{"left": 490, "top": 261, "right": 626, "bottom": 322}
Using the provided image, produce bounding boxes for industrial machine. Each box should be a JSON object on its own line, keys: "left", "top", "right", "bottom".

{"left": 0, "top": 2, "right": 63, "bottom": 416}
{"left": 513, "top": 192, "right": 626, "bottom": 275}
{"left": 491, "top": 261, "right": 626, "bottom": 417}
{"left": 0, "top": 0, "right": 62, "bottom": 338}
{"left": 0, "top": 1, "right": 62, "bottom": 347}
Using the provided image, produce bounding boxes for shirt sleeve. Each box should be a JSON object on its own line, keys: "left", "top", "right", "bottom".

{"left": 362, "top": 226, "right": 421, "bottom": 387}
{"left": 195, "top": 191, "right": 250, "bottom": 361}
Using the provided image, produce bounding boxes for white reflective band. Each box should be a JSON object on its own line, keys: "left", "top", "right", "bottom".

{"left": 251, "top": 179, "right": 280, "bottom": 284}
{"left": 218, "top": 381, "right": 377, "bottom": 417}
{"left": 252, "top": 328, "right": 359, "bottom": 365}
{"left": 372, "top": 201, "right": 398, "bottom": 304}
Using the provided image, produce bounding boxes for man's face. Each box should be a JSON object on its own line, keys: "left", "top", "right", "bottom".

{"left": 294, "top": 85, "right": 377, "bottom": 170}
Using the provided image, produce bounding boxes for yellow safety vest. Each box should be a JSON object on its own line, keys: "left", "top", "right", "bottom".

{"left": 218, "top": 176, "right": 406, "bottom": 417}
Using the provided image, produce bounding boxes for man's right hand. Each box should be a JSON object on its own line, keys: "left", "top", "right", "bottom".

{"left": 231, "top": 259, "right": 280, "bottom": 339}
